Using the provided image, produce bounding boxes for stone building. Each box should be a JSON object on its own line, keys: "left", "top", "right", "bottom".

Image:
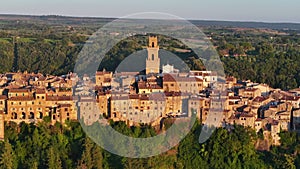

{"left": 271, "top": 120, "right": 281, "bottom": 146}
{"left": 292, "top": 108, "right": 300, "bottom": 130}
{"left": 163, "top": 74, "right": 203, "bottom": 94}
{"left": 79, "top": 96, "right": 100, "bottom": 126}
{"left": 0, "top": 73, "right": 77, "bottom": 125}
{"left": 0, "top": 111, "right": 4, "bottom": 140}
{"left": 239, "top": 88, "right": 261, "bottom": 99}
{"left": 0, "top": 95, "right": 7, "bottom": 113}
{"left": 110, "top": 93, "right": 165, "bottom": 125}
{"left": 188, "top": 97, "right": 210, "bottom": 123}
{"left": 146, "top": 36, "right": 160, "bottom": 74}
{"left": 95, "top": 70, "right": 113, "bottom": 87}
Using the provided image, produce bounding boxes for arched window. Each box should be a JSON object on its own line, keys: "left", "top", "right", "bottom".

{"left": 152, "top": 42, "right": 155, "bottom": 47}
{"left": 152, "top": 54, "right": 155, "bottom": 60}
{"left": 39, "top": 112, "right": 43, "bottom": 119}
{"left": 12, "top": 112, "right": 17, "bottom": 119}
{"left": 22, "top": 112, "right": 26, "bottom": 119}
{"left": 29, "top": 112, "right": 34, "bottom": 119}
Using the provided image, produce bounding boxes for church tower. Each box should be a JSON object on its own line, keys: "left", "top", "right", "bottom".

{"left": 146, "top": 36, "right": 160, "bottom": 74}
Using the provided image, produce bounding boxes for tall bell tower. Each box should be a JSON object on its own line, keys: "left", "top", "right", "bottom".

{"left": 146, "top": 36, "right": 160, "bottom": 74}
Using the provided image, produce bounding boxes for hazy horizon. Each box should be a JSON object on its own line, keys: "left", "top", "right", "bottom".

{"left": 0, "top": 0, "right": 299, "bottom": 23}
{"left": 1, "top": 13, "right": 300, "bottom": 25}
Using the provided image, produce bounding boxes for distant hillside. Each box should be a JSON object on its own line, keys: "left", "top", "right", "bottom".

{"left": 0, "top": 14, "right": 299, "bottom": 90}
{"left": 0, "top": 14, "right": 299, "bottom": 31}
{"left": 190, "top": 20, "right": 300, "bottom": 31}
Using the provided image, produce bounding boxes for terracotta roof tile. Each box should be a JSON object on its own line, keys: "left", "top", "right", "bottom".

{"left": 0, "top": 95, "right": 7, "bottom": 100}
{"left": 46, "top": 96, "right": 73, "bottom": 101}
{"left": 9, "top": 96, "right": 34, "bottom": 101}
{"left": 9, "top": 88, "right": 30, "bottom": 93}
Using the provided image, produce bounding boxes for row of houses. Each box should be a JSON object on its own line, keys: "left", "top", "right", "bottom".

{"left": 1, "top": 69, "right": 300, "bottom": 147}
{"left": 0, "top": 72, "right": 77, "bottom": 140}
{"left": 79, "top": 70, "right": 300, "bottom": 146}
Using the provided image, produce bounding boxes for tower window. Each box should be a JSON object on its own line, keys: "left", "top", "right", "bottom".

{"left": 152, "top": 42, "right": 155, "bottom": 47}
{"left": 152, "top": 54, "right": 155, "bottom": 60}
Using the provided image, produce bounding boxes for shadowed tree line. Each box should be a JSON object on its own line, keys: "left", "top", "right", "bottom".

{"left": 0, "top": 119, "right": 300, "bottom": 169}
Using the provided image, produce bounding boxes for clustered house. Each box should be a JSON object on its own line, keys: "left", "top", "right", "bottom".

{"left": 1, "top": 36, "right": 300, "bottom": 148}
{"left": 0, "top": 71, "right": 78, "bottom": 140}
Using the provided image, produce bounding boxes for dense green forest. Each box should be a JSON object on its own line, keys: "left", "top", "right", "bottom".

{"left": 217, "top": 32, "right": 300, "bottom": 90}
{"left": 1, "top": 120, "right": 300, "bottom": 169}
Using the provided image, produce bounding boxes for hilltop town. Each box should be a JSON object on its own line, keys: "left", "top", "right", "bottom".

{"left": 0, "top": 36, "right": 300, "bottom": 149}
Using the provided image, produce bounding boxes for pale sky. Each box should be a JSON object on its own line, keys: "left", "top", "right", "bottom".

{"left": 0, "top": 0, "right": 299, "bottom": 23}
